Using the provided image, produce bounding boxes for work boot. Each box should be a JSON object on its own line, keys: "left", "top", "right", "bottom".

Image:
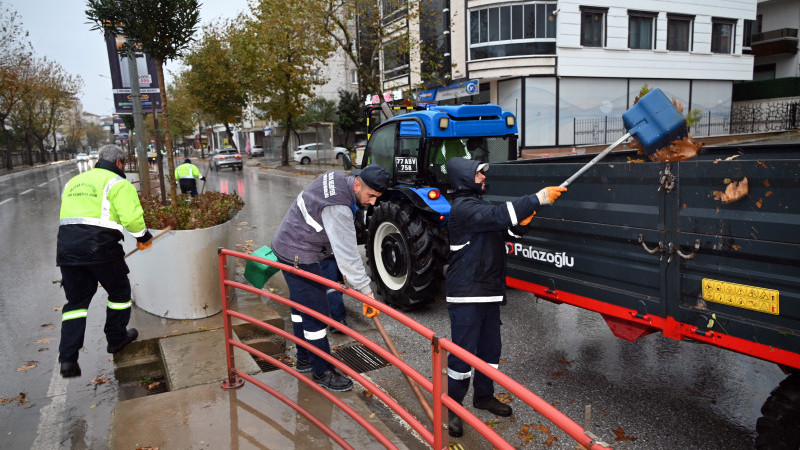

{"left": 60, "top": 361, "right": 81, "bottom": 378}
{"left": 294, "top": 358, "right": 312, "bottom": 373}
{"left": 473, "top": 395, "right": 513, "bottom": 417}
{"left": 448, "top": 411, "right": 463, "bottom": 437}
{"left": 107, "top": 328, "right": 139, "bottom": 354}
{"left": 312, "top": 369, "right": 354, "bottom": 392}
{"left": 329, "top": 318, "right": 347, "bottom": 334}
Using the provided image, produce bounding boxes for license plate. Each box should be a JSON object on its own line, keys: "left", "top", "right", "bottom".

{"left": 702, "top": 278, "right": 779, "bottom": 315}
{"left": 395, "top": 156, "right": 417, "bottom": 173}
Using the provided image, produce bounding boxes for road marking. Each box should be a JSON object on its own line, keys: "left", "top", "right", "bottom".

{"left": 48, "top": 177, "right": 58, "bottom": 182}
{"left": 38, "top": 181, "right": 48, "bottom": 187}
{"left": 33, "top": 361, "right": 68, "bottom": 449}
{"left": 20, "top": 188, "right": 34, "bottom": 195}
{"left": 0, "top": 198, "right": 12, "bottom": 206}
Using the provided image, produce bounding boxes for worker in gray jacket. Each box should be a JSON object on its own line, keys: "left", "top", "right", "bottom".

{"left": 271, "top": 164, "right": 388, "bottom": 391}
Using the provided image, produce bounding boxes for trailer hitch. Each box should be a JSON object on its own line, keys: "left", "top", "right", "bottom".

{"left": 638, "top": 234, "right": 665, "bottom": 260}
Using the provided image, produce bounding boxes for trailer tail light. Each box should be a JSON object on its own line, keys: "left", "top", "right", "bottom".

{"left": 235, "top": 154, "right": 242, "bottom": 158}
{"left": 427, "top": 189, "right": 440, "bottom": 200}
{"left": 439, "top": 215, "right": 445, "bottom": 222}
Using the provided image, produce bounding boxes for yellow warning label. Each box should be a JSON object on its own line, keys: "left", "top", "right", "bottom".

{"left": 702, "top": 278, "right": 779, "bottom": 315}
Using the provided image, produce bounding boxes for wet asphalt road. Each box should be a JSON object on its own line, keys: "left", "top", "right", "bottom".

{"left": 0, "top": 158, "right": 787, "bottom": 449}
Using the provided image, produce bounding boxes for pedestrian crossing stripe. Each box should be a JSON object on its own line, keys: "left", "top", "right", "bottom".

{"left": 702, "top": 278, "right": 779, "bottom": 315}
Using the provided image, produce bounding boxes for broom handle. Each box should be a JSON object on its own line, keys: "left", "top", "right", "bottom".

{"left": 560, "top": 132, "right": 631, "bottom": 188}
{"left": 124, "top": 226, "right": 173, "bottom": 258}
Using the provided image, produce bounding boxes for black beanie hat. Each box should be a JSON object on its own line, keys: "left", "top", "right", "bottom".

{"left": 355, "top": 164, "right": 389, "bottom": 192}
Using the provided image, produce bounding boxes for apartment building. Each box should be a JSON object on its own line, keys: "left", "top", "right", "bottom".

{"left": 381, "top": 0, "right": 757, "bottom": 148}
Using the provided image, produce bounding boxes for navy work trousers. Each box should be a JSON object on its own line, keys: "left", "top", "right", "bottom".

{"left": 447, "top": 303, "right": 502, "bottom": 404}
{"left": 58, "top": 259, "right": 132, "bottom": 363}
{"left": 281, "top": 258, "right": 335, "bottom": 375}
{"left": 179, "top": 178, "right": 198, "bottom": 197}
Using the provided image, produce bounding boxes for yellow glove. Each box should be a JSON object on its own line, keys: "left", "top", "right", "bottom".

{"left": 136, "top": 240, "right": 152, "bottom": 251}
{"left": 520, "top": 211, "right": 536, "bottom": 226}
{"left": 535, "top": 186, "right": 568, "bottom": 206}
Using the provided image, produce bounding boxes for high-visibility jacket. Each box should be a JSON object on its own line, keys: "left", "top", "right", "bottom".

{"left": 175, "top": 163, "right": 201, "bottom": 180}
{"left": 57, "top": 159, "right": 149, "bottom": 265}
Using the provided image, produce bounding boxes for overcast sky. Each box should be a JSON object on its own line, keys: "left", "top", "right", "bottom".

{"left": 6, "top": 0, "right": 250, "bottom": 116}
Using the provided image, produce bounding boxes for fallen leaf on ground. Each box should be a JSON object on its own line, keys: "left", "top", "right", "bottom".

{"left": 53, "top": 306, "right": 63, "bottom": 311}
{"left": 1, "top": 393, "right": 28, "bottom": 405}
{"left": 135, "top": 447, "right": 159, "bottom": 450}
{"left": 756, "top": 198, "right": 763, "bottom": 208}
{"left": 613, "top": 426, "right": 638, "bottom": 441}
{"left": 17, "top": 361, "right": 38, "bottom": 371}
{"left": 763, "top": 179, "right": 771, "bottom": 187}
{"left": 35, "top": 338, "right": 55, "bottom": 344}
{"left": 765, "top": 191, "right": 773, "bottom": 197}
{"left": 90, "top": 374, "right": 111, "bottom": 386}
{"left": 41, "top": 323, "right": 54, "bottom": 330}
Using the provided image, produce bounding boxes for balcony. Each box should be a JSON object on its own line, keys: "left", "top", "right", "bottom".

{"left": 750, "top": 28, "right": 799, "bottom": 57}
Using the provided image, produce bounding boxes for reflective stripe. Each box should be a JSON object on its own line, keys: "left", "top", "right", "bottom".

{"left": 326, "top": 288, "right": 336, "bottom": 295}
{"left": 506, "top": 201, "right": 518, "bottom": 226}
{"left": 507, "top": 229, "right": 522, "bottom": 239}
{"left": 107, "top": 300, "right": 132, "bottom": 310}
{"left": 448, "top": 368, "right": 472, "bottom": 380}
{"left": 489, "top": 363, "right": 499, "bottom": 369}
{"left": 101, "top": 177, "right": 123, "bottom": 224}
{"left": 62, "top": 309, "right": 88, "bottom": 321}
{"left": 59, "top": 216, "right": 124, "bottom": 232}
{"left": 446, "top": 295, "right": 504, "bottom": 303}
{"left": 304, "top": 328, "right": 327, "bottom": 340}
{"left": 296, "top": 193, "right": 323, "bottom": 232}
{"left": 291, "top": 313, "right": 303, "bottom": 323}
{"left": 450, "top": 241, "right": 470, "bottom": 251}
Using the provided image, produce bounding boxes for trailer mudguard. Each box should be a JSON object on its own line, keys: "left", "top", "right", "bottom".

{"left": 390, "top": 186, "right": 451, "bottom": 225}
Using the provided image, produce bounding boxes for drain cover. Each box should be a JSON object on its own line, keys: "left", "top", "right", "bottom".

{"left": 332, "top": 343, "right": 390, "bottom": 373}
{"left": 255, "top": 344, "right": 390, "bottom": 374}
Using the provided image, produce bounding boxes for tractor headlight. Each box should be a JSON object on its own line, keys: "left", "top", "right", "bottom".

{"left": 439, "top": 117, "right": 449, "bottom": 130}
{"left": 506, "top": 115, "right": 515, "bottom": 127}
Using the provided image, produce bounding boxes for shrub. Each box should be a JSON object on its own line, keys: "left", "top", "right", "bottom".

{"left": 141, "top": 192, "right": 245, "bottom": 230}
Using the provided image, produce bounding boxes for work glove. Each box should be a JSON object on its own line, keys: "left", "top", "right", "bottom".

{"left": 136, "top": 240, "right": 152, "bottom": 251}
{"left": 201, "top": 176, "right": 206, "bottom": 181}
{"left": 534, "top": 186, "right": 568, "bottom": 206}
{"left": 363, "top": 293, "right": 380, "bottom": 318}
{"left": 520, "top": 211, "right": 536, "bottom": 226}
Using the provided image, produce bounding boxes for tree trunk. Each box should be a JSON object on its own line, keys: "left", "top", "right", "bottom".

{"left": 0, "top": 123, "right": 13, "bottom": 170}
{"left": 155, "top": 59, "right": 178, "bottom": 206}
{"left": 281, "top": 113, "right": 292, "bottom": 166}
{"left": 223, "top": 122, "right": 238, "bottom": 151}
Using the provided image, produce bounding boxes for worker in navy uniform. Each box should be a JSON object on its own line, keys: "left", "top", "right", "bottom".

{"left": 56, "top": 144, "right": 153, "bottom": 378}
{"left": 444, "top": 157, "right": 566, "bottom": 437}
{"left": 271, "top": 164, "right": 388, "bottom": 392}
{"left": 174, "top": 158, "right": 205, "bottom": 197}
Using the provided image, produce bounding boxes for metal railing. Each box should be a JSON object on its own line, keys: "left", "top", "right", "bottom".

{"left": 217, "top": 248, "right": 609, "bottom": 449}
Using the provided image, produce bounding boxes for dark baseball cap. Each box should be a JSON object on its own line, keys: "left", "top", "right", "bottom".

{"left": 353, "top": 164, "right": 389, "bottom": 192}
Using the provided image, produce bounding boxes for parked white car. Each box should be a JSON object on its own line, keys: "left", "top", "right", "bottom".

{"left": 293, "top": 143, "right": 348, "bottom": 165}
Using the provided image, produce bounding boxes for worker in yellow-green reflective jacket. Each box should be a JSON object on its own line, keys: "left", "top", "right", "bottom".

{"left": 175, "top": 158, "right": 205, "bottom": 197}
{"left": 56, "top": 144, "right": 153, "bottom": 378}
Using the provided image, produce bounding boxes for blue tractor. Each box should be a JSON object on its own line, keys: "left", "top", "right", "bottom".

{"left": 358, "top": 104, "right": 519, "bottom": 309}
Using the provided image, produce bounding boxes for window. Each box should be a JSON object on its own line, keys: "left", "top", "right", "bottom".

{"left": 469, "top": 1, "right": 556, "bottom": 60}
{"left": 711, "top": 18, "right": 736, "bottom": 54}
{"left": 581, "top": 7, "right": 607, "bottom": 47}
{"left": 350, "top": 69, "right": 358, "bottom": 84}
{"left": 743, "top": 19, "right": 755, "bottom": 50}
{"left": 382, "top": 37, "right": 410, "bottom": 80}
{"left": 667, "top": 14, "right": 693, "bottom": 51}
{"left": 365, "top": 123, "right": 397, "bottom": 177}
{"left": 382, "top": 0, "right": 407, "bottom": 25}
{"left": 628, "top": 11, "right": 656, "bottom": 50}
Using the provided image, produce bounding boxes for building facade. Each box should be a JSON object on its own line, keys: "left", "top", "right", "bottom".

{"left": 382, "top": 0, "right": 757, "bottom": 148}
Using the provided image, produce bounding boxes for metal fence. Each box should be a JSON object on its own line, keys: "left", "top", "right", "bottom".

{"left": 573, "top": 100, "right": 800, "bottom": 146}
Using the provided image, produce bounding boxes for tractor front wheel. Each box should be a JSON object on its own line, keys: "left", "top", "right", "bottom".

{"left": 366, "top": 201, "right": 444, "bottom": 310}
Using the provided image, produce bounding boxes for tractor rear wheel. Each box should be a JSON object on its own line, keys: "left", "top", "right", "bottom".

{"left": 756, "top": 371, "right": 800, "bottom": 449}
{"left": 366, "top": 201, "right": 444, "bottom": 309}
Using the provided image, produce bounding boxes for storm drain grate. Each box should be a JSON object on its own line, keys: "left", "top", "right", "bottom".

{"left": 332, "top": 343, "right": 391, "bottom": 373}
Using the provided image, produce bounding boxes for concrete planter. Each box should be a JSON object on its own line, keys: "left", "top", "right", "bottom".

{"left": 122, "top": 219, "right": 234, "bottom": 319}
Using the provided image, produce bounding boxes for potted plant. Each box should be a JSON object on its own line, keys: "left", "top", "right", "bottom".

{"left": 123, "top": 192, "right": 245, "bottom": 319}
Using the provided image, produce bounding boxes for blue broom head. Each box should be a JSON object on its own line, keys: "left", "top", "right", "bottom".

{"left": 622, "top": 88, "right": 688, "bottom": 156}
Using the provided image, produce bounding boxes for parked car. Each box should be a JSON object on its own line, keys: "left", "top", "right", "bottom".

{"left": 293, "top": 143, "right": 348, "bottom": 165}
{"left": 76, "top": 152, "right": 89, "bottom": 162}
{"left": 213, "top": 148, "right": 243, "bottom": 171}
{"left": 250, "top": 146, "right": 264, "bottom": 157}
{"left": 353, "top": 139, "right": 367, "bottom": 152}
{"left": 88, "top": 150, "right": 99, "bottom": 161}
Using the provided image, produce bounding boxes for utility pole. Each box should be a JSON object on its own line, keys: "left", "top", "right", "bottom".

{"left": 126, "top": 50, "right": 150, "bottom": 196}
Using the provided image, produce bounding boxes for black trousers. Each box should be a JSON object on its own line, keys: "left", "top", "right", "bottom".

{"left": 179, "top": 178, "right": 198, "bottom": 197}
{"left": 58, "top": 259, "right": 132, "bottom": 363}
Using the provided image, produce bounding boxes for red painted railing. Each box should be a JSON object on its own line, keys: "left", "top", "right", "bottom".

{"left": 218, "top": 248, "right": 611, "bottom": 449}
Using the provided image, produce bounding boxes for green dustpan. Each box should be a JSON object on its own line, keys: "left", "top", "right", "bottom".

{"left": 244, "top": 245, "right": 280, "bottom": 289}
